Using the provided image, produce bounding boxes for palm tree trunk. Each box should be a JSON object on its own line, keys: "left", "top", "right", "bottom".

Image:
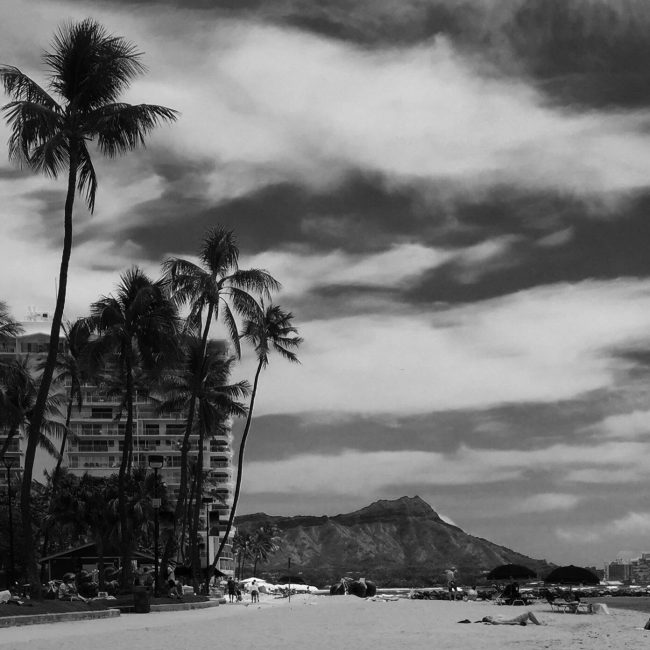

{"left": 21, "top": 149, "right": 77, "bottom": 599}
{"left": 118, "top": 352, "right": 135, "bottom": 587}
{"left": 174, "top": 303, "right": 216, "bottom": 560}
{"left": 210, "top": 359, "right": 263, "bottom": 575}
{"left": 40, "top": 398, "right": 73, "bottom": 582}
{"left": 191, "top": 426, "right": 205, "bottom": 592}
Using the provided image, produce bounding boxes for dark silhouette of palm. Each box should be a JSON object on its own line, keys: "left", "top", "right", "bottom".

{"left": 88, "top": 266, "right": 179, "bottom": 586}
{"left": 163, "top": 227, "right": 278, "bottom": 563}
{"left": 212, "top": 303, "right": 302, "bottom": 574}
{"left": 155, "top": 338, "right": 249, "bottom": 588}
{"left": 1, "top": 19, "right": 177, "bottom": 594}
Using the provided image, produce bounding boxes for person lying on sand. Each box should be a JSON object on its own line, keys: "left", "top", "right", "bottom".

{"left": 481, "top": 611, "right": 543, "bottom": 626}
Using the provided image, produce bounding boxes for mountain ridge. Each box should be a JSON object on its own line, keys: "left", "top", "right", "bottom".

{"left": 235, "top": 495, "right": 552, "bottom": 586}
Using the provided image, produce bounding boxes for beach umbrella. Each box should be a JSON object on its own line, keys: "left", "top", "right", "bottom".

{"left": 544, "top": 565, "right": 599, "bottom": 585}
{"left": 486, "top": 564, "right": 536, "bottom": 581}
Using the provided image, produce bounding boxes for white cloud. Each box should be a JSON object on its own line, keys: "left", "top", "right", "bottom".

{"left": 588, "top": 410, "right": 650, "bottom": 440}
{"left": 238, "top": 278, "right": 650, "bottom": 416}
{"left": 611, "top": 512, "right": 650, "bottom": 535}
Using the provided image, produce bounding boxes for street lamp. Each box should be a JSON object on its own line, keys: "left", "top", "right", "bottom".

{"left": 2, "top": 456, "right": 17, "bottom": 591}
{"left": 148, "top": 455, "right": 164, "bottom": 597}
{"left": 202, "top": 496, "right": 213, "bottom": 595}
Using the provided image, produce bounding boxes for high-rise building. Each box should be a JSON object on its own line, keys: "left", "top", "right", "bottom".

{"left": 0, "top": 312, "right": 236, "bottom": 575}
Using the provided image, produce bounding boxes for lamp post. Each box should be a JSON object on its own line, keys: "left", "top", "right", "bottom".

{"left": 3, "top": 456, "right": 17, "bottom": 591}
{"left": 202, "top": 497, "right": 213, "bottom": 594}
{"left": 148, "top": 455, "right": 164, "bottom": 597}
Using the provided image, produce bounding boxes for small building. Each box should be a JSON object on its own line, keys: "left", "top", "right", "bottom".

{"left": 40, "top": 542, "right": 154, "bottom": 581}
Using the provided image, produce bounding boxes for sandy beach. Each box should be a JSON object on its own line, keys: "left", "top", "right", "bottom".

{"left": 0, "top": 594, "right": 649, "bottom": 650}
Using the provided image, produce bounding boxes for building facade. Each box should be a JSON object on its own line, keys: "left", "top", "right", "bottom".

{"left": 1, "top": 312, "right": 236, "bottom": 575}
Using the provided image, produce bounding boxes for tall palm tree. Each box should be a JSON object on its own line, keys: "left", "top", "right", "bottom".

{"left": 88, "top": 267, "right": 179, "bottom": 586}
{"left": 155, "top": 338, "right": 249, "bottom": 591}
{"left": 1, "top": 19, "right": 178, "bottom": 594}
{"left": 212, "top": 303, "right": 302, "bottom": 573}
{"left": 162, "top": 227, "right": 278, "bottom": 561}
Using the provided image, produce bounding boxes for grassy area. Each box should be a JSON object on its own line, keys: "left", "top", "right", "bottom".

{"left": 0, "top": 594, "right": 209, "bottom": 618}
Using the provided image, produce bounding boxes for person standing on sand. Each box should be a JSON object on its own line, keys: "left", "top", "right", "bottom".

{"left": 445, "top": 567, "right": 458, "bottom": 601}
{"left": 227, "top": 577, "right": 236, "bottom": 603}
{"left": 250, "top": 580, "right": 259, "bottom": 603}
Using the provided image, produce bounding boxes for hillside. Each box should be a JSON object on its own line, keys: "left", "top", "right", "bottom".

{"left": 235, "top": 496, "right": 552, "bottom": 586}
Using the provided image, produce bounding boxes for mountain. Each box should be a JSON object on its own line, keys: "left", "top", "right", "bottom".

{"left": 235, "top": 496, "right": 552, "bottom": 587}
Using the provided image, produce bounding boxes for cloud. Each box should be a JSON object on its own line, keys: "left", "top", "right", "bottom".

{"left": 238, "top": 278, "right": 650, "bottom": 416}
{"left": 587, "top": 410, "right": 650, "bottom": 440}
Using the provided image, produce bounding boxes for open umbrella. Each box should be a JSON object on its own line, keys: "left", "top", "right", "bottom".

{"left": 486, "top": 564, "right": 536, "bottom": 581}
{"left": 544, "top": 565, "right": 599, "bottom": 585}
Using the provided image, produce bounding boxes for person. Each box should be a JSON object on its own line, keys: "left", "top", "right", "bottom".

{"left": 465, "top": 585, "right": 478, "bottom": 601}
{"left": 58, "top": 576, "right": 87, "bottom": 602}
{"left": 250, "top": 579, "right": 259, "bottom": 603}
{"left": 227, "top": 577, "right": 236, "bottom": 603}
{"left": 445, "top": 567, "right": 457, "bottom": 601}
{"left": 501, "top": 581, "right": 521, "bottom": 604}
{"left": 167, "top": 578, "right": 183, "bottom": 599}
{"left": 481, "top": 611, "right": 543, "bottom": 626}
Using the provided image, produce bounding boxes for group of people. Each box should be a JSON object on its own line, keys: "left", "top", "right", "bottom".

{"left": 226, "top": 577, "right": 258, "bottom": 603}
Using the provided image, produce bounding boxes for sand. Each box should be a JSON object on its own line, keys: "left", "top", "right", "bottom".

{"left": 0, "top": 594, "right": 648, "bottom": 650}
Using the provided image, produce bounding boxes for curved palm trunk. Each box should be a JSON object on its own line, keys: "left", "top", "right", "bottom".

{"left": 21, "top": 150, "right": 77, "bottom": 599}
{"left": 118, "top": 352, "right": 135, "bottom": 587}
{"left": 174, "top": 302, "right": 216, "bottom": 560}
{"left": 40, "top": 398, "right": 74, "bottom": 582}
{"left": 208, "top": 360, "right": 262, "bottom": 588}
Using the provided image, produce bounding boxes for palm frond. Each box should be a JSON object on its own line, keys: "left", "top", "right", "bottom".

{"left": 0, "top": 65, "right": 59, "bottom": 108}
{"left": 92, "top": 103, "right": 178, "bottom": 157}
{"left": 77, "top": 141, "right": 98, "bottom": 212}
{"left": 229, "top": 269, "right": 280, "bottom": 298}
{"left": 221, "top": 302, "right": 241, "bottom": 359}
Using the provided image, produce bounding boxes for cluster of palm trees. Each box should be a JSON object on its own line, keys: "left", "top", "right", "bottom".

{"left": 0, "top": 20, "right": 302, "bottom": 597}
{"left": 232, "top": 523, "right": 280, "bottom": 580}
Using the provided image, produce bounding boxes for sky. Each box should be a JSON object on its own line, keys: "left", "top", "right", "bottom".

{"left": 4, "top": 0, "right": 650, "bottom": 569}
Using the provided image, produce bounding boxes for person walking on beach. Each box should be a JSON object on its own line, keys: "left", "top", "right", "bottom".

{"left": 445, "top": 567, "right": 457, "bottom": 601}
{"left": 227, "top": 577, "right": 236, "bottom": 603}
{"left": 250, "top": 580, "right": 259, "bottom": 603}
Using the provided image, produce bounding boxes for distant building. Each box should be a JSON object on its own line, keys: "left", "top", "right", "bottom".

{"left": 629, "top": 554, "right": 650, "bottom": 584}
{"left": 607, "top": 560, "right": 631, "bottom": 582}
{"left": 0, "top": 312, "right": 236, "bottom": 575}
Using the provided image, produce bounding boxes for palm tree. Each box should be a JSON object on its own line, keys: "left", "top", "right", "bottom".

{"left": 39, "top": 319, "right": 92, "bottom": 568}
{"left": 162, "top": 227, "right": 278, "bottom": 562}
{"left": 0, "top": 356, "right": 67, "bottom": 461}
{"left": 249, "top": 523, "right": 279, "bottom": 577}
{"left": 88, "top": 267, "right": 179, "bottom": 586}
{"left": 0, "top": 301, "right": 22, "bottom": 348}
{"left": 1, "top": 19, "right": 178, "bottom": 594}
{"left": 212, "top": 303, "right": 302, "bottom": 573}
{"left": 155, "top": 338, "right": 249, "bottom": 591}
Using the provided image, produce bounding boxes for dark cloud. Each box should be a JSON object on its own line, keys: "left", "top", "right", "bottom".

{"left": 99, "top": 169, "right": 429, "bottom": 261}
{"left": 232, "top": 391, "right": 616, "bottom": 463}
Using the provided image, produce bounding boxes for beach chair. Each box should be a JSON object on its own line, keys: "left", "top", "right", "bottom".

{"left": 547, "top": 595, "right": 571, "bottom": 613}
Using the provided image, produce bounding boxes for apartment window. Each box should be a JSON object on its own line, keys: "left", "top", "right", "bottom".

{"left": 165, "top": 424, "right": 185, "bottom": 435}
{"left": 91, "top": 407, "right": 113, "bottom": 419}
{"left": 144, "top": 424, "right": 159, "bottom": 436}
